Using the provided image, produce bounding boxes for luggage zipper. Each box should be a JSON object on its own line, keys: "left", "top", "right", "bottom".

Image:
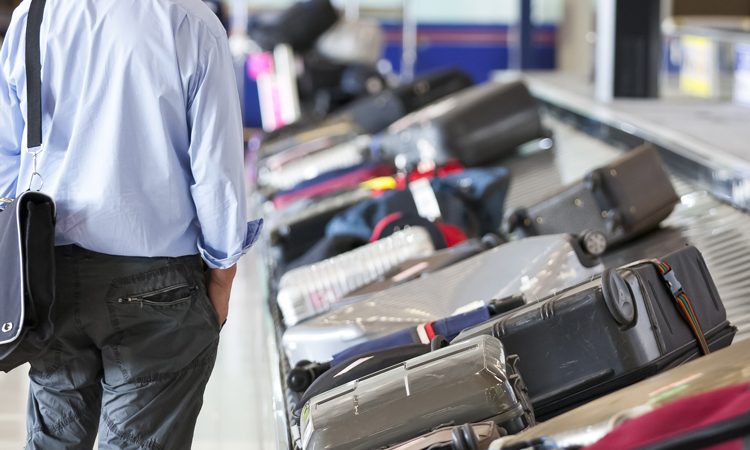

{"left": 118, "top": 284, "right": 197, "bottom": 308}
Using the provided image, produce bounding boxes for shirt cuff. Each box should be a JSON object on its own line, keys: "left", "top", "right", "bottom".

{"left": 199, "top": 218, "right": 264, "bottom": 269}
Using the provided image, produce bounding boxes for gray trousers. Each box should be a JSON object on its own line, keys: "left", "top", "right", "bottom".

{"left": 26, "top": 245, "right": 220, "bottom": 450}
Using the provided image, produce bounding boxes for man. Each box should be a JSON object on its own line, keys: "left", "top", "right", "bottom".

{"left": 0, "top": 0, "right": 261, "bottom": 448}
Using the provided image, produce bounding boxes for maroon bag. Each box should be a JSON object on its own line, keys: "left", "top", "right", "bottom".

{"left": 586, "top": 383, "right": 750, "bottom": 450}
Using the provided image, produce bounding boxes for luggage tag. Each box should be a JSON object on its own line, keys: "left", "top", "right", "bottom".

{"left": 409, "top": 177, "right": 442, "bottom": 222}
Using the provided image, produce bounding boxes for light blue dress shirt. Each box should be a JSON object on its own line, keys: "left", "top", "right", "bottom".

{"left": 0, "top": 0, "right": 262, "bottom": 269}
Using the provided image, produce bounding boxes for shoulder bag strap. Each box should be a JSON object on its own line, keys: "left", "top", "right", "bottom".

{"left": 26, "top": 0, "right": 47, "bottom": 150}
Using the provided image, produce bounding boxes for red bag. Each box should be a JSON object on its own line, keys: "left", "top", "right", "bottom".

{"left": 585, "top": 383, "right": 750, "bottom": 450}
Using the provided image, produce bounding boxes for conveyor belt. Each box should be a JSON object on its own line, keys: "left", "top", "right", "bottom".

{"left": 265, "top": 115, "right": 750, "bottom": 450}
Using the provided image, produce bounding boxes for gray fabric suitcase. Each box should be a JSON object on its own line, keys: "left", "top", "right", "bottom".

{"left": 282, "top": 234, "right": 602, "bottom": 364}
{"left": 505, "top": 145, "right": 679, "bottom": 254}
{"left": 299, "top": 335, "right": 534, "bottom": 450}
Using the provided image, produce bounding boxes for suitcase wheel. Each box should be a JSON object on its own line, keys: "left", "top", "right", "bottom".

{"left": 430, "top": 335, "right": 450, "bottom": 352}
{"left": 451, "top": 423, "right": 480, "bottom": 450}
{"left": 580, "top": 230, "right": 608, "bottom": 256}
{"left": 481, "top": 233, "right": 504, "bottom": 249}
{"left": 602, "top": 269, "right": 636, "bottom": 326}
{"left": 504, "top": 208, "right": 531, "bottom": 234}
{"left": 287, "top": 368, "right": 314, "bottom": 393}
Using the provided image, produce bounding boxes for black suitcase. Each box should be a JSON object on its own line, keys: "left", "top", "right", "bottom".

{"left": 260, "top": 68, "right": 475, "bottom": 161}
{"left": 338, "top": 68, "right": 474, "bottom": 134}
{"left": 249, "top": 0, "right": 339, "bottom": 53}
{"left": 379, "top": 80, "right": 547, "bottom": 168}
{"left": 453, "top": 245, "right": 736, "bottom": 420}
{"left": 505, "top": 145, "right": 679, "bottom": 255}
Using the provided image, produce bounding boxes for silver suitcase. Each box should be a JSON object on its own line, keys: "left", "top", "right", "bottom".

{"left": 388, "top": 422, "right": 501, "bottom": 450}
{"left": 282, "top": 234, "right": 602, "bottom": 364}
{"left": 299, "top": 335, "right": 534, "bottom": 450}
{"left": 277, "top": 227, "right": 435, "bottom": 326}
{"left": 257, "top": 135, "right": 371, "bottom": 193}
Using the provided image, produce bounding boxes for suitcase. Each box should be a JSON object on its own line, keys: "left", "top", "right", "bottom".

{"left": 249, "top": 0, "right": 339, "bottom": 53}
{"left": 582, "top": 383, "right": 750, "bottom": 450}
{"left": 505, "top": 145, "right": 679, "bottom": 255}
{"left": 327, "top": 295, "right": 524, "bottom": 368}
{"left": 389, "top": 422, "right": 502, "bottom": 450}
{"left": 259, "top": 121, "right": 362, "bottom": 168}
{"left": 377, "top": 81, "right": 546, "bottom": 168}
{"left": 271, "top": 162, "right": 393, "bottom": 210}
{"left": 281, "top": 234, "right": 602, "bottom": 364}
{"left": 331, "top": 67, "right": 474, "bottom": 135}
{"left": 299, "top": 335, "right": 535, "bottom": 450}
{"left": 453, "top": 245, "right": 736, "bottom": 421}
{"left": 344, "top": 236, "right": 499, "bottom": 297}
{"left": 260, "top": 68, "right": 474, "bottom": 156}
{"left": 316, "top": 18, "right": 384, "bottom": 66}
{"left": 258, "top": 135, "right": 372, "bottom": 193}
{"left": 290, "top": 297, "right": 519, "bottom": 399}
{"left": 277, "top": 227, "right": 435, "bottom": 326}
{"left": 492, "top": 339, "right": 750, "bottom": 450}
{"left": 324, "top": 167, "right": 511, "bottom": 243}
{"left": 298, "top": 57, "right": 386, "bottom": 116}
{"left": 271, "top": 188, "right": 373, "bottom": 266}
{"left": 292, "top": 341, "right": 437, "bottom": 401}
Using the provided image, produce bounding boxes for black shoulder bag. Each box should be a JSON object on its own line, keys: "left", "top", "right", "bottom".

{"left": 0, "top": 0, "right": 56, "bottom": 373}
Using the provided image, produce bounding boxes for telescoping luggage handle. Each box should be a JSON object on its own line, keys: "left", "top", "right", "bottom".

{"left": 624, "top": 258, "right": 711, "bottom": 355}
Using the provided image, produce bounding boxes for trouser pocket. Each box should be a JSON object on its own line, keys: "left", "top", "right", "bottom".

{"left": 103, "top": 262, "right": 219, "bottom": 385}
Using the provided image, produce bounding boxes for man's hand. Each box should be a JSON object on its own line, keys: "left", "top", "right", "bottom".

{"left": 207, "top": 265, "right": 237, "bottom": 326}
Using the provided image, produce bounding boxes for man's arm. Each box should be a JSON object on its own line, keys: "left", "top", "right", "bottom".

{"left": 184, "top": 22, "right": 262, "bottom": 324}
{"left": 0, "top": 15, "right": 25, "bottom": 201}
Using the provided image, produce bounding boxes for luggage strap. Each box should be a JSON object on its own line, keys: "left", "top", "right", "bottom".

{"left": 651, "top": 259, "right": 711, "bottom": 355}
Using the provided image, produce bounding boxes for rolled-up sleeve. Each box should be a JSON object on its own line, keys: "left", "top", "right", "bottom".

{"left": 185, "top": 29, "right": 262, "bottom": 269}
{"left": 0, "top": 25, "right": 24, "bottom": 201}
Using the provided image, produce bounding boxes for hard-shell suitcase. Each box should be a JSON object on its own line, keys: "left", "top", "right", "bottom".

{"left": 453, "top": 245, "right": 736, "bottom": 421}
{"left": 505, "top": 145, "right": 679, "bottom": 254}
{"left": 389, "top": 422, "right": 502, "bottom": 450}
{"left": 326, "top": 295, "right": 524, "bottom": 368}
{"left": 344, "top": 236, "right": 497, "bottom": 297}
{"left": 282, "top": 234, "right": 602, "bottom": 364}
{"left": 287, "top": 297, "right": 523, "bottom": 397}
{"left": 492, "top": 339, "right": 750, "bottom": 450}
{"left": 259, "top": 121, "right": 363, "bottom": 170}
{"left": 277, "top": 227, "right": 435, "bottom": 326}
{"left": 289, "top": 343, "right": 429, "bottom": 396}
{"left": 299, "top": 335, "right": 534, "bottom": 450}
{"left": 258, "top": 135, "right": 372, "bottom": 193}
{"left": 378, "top": 81, "right": 546, "bottom": 168}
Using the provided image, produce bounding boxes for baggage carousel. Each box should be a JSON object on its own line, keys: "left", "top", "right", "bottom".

{"left": 259, "top": 91, "right": 750, "bottom": 449}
